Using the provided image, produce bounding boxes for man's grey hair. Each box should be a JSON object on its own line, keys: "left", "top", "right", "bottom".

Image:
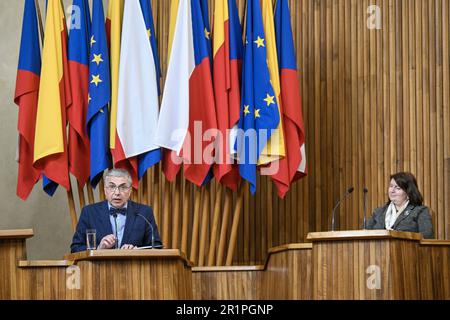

{"left": 104, "top": 169, "right": 132, "bottom": 186}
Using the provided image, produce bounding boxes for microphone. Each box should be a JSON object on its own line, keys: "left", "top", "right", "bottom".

{"left": 331, "top": 187, "right": 354, "bottom": 231}
{"left": 112, "top": 213, "right": 119, "bottom": 249}
{"left": 363, "top": 187, "right": 368, "bottom": 229}
{"left": 135, "top": 212, "right": 162, "bottom": 249}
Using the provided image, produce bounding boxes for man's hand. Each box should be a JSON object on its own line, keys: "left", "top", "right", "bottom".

{"left": 98, "top": 234, "right": 117, "bottom": 249}
{"left": 121, "top": 244, "right": 136, "bottom": 250}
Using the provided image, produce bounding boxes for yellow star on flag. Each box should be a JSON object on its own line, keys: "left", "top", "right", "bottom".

{"left": 91, "top": 74, "right": 102, "bottom": 86}
{"left": 263, "top": 94, "right": 275, "bottom": 106}
{"left": 254, "top": 36, "right": 265, "bottom": 48}
{"left": 204, "top": 28, "right": 211, "bottom": 39}
{"left": 244, "top": 105, "right": 250, "bottom": 115}
{"left": 90, "top": 35, "right": 96, "bottom": 47}
{"left": 147, "top": 29, "right": 152, "bottom": 39}
{"left": 254, "top": 109, "right": 261, "bottom": 118}
{"left": 92, "top": 54, "right": 103, "bottom": 66}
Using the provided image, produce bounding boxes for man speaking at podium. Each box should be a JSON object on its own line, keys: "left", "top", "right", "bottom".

{"left": 71, "top": 169, "right": 162, "bottom": 252}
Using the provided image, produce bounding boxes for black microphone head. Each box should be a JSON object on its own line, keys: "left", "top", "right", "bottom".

{"left": 112, "top": 213, "right": 117, "bottom": 218}
{"left": 347, "top": 187, "right": 354, "bottom": 194}
{"left": 363, "top": 187, "right": 368, "bottom": 193}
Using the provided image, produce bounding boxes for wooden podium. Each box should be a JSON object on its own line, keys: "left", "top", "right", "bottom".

{"left": 307, "top": 230, "right": 450, "bottom": 299}
{"left": 0, "top": 230, "right": 192, "bottom": 299}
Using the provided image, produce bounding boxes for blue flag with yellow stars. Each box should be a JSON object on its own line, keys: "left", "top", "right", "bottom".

{"left": 235, "top": 0, "right": 280, "bottom": 194}
{"left": 87, "top": 0, "right": 112, "bottom": 188}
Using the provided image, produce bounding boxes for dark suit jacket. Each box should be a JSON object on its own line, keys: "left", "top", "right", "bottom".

{"left": 366, "top": 203, "right": 434, "bottom": 239}
{"left": 71, "top": 200, "right": 162, "bottom": 253}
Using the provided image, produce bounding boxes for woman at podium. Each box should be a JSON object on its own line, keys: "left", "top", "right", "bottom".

{"left": 366, "top": 172, "right": 434, "bottom": 239}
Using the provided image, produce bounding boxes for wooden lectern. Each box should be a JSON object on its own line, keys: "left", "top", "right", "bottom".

{"left": 0, "top": 229, "right": 192, "bottom": 299}
{"left": 307, "top": 230, "right": 450, "bottom": 299}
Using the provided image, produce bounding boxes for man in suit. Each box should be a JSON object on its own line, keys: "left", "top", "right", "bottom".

{"left": 71, "top": 169, "right": 162, "bottom": 252}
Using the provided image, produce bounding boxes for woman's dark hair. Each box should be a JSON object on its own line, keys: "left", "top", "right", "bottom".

{"left": 389, "top": 172, "right": 423, "bottom": 206}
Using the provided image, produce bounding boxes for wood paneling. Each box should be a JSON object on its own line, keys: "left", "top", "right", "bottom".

{"left": 2, "top": 230, "right": 450, "bottom": 299}
{"left": 310, "top": 230, "right": 424, "bottom": 299}
{"left": 419, "top": 240, "right": 450, "bottom": 299}
{"left": 63, "top": 0, "right": 450, "bottom": 265}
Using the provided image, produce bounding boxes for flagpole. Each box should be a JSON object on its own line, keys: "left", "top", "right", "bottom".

{"left": 225, "top": 182, "right": 246, "bottom": 266}
{"left": 172, "top": 175, "right": 182, "bottom": 248}
{"left": 86, "top": 184, "right": 95, "bottom": 204}
{"left": 198, "top": 183, "right": 211, "bottom": 266}
{"left": 34, "top": 0, "right": 44, "bottom": 42}
{"left": 189, "top": 186, "right": 202, "bottom": 264}
{"left": 67, "top": 180, "right": 78, "bottom": 232}
{"left": 208, "top": 184, "right": 223, "bottom": 265}
{"left": 216, "top": 188, "right": 232, "bottom": 265}
{"left": 181, "top": 179, "right": 191, "bottom": 255}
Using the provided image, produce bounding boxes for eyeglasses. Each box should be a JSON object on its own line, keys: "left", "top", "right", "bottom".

{"left": 105, "top": 185, "right": 131, "bottom": 193}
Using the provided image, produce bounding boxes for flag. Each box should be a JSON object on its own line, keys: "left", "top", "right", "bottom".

{"left": 107, "top": 0, "right": 139, "bottom": 188}
{"left": 212, "top": 0, "right": 243, "bottom": 191}
{"left": 260, "top": 0, "right": 285, "bottom": 165}
{"left": 117, "top": 0, "right": 159, "bottom": 159}
{"left": 273, "top": 0, "right": 307, "bottom": 198}
{"left": 198, "top": 0, "right": 215, "bottom": 186}
{"left": 167, "top": 0, "right": 180, "bottom": 63}
{"left": 33, "top": 0, "right": 71, "bottom": 193}
{"left": 134, "top": 0, "right": 162, "bottom": 179}
{"left": 87, "top": 0, "right": 112, "bottom": 188}
{"left": 155, "top": 0, "right": 217, "bottom": 186}
{"left": 68, "top": 0, "right": 91, "bottom": 187}
{"left": 200, "top": 0, "right": 212, "bottom": 63}
{"left": 14, "top": 0, "right": 42, "bottom": 200}
{"left": 234, "top": 0, "right": 280, "bottom": 194}
{"left": 159, "top": 0, "right": 183, "bottom": 183}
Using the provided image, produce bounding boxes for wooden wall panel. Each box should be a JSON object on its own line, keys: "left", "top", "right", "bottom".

{"left": 68, "top": 0, "right": 450, "bottom": 266}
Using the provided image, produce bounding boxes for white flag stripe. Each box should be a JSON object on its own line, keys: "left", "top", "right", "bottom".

{"left": 154, "top": 0, "right": 194, "bottom": 154}
{"left": 117, "top": 0, "right": 160, "bottom": 158}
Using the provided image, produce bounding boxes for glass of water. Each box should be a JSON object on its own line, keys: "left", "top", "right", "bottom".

{"left": 86, "top": 229, "right": 97, "bottom": 250}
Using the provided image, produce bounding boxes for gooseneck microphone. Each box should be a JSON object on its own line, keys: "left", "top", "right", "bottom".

{"left": 331, "top": 187, "right": 354, "bottom": 231}
{"left": 112, "top": 213, "right": 119, "bottom": 249}
{"left": 363, "top": 187, "right": 368, "bottom": 229}
{"left": 135, "top": 212, "right": 162, "bottom": 249}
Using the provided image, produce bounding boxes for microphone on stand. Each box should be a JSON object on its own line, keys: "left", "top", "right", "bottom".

{"left": 112, "top": 213, "right": 119, "bottom": 249}
{"left": 363, "top": 187, "right": 368, "bottom": 229}
{"left": 331, "top": 187, "right": 354, "bottom": 231}
{"left": 135, "top": 212, "right": 162, "bottom": 249}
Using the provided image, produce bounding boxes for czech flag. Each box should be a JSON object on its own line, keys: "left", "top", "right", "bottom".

{"left": 273, "top": 0, "right": 307, "bottom": 198}
{"left": 155, "top": 0, "right": 217, "bottom": 186}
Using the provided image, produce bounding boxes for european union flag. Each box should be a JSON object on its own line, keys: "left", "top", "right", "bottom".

{"left": 235, "top": 0, "right": 280, "bottom": 194}
{"left": 87, "top": 0, "right": 112, "bottom": 188}
{"left": 137, "top": 0, "right": 162, "bottom": 180}
{"left": 200, "top": 0, "right": 212, "bottom": 63}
